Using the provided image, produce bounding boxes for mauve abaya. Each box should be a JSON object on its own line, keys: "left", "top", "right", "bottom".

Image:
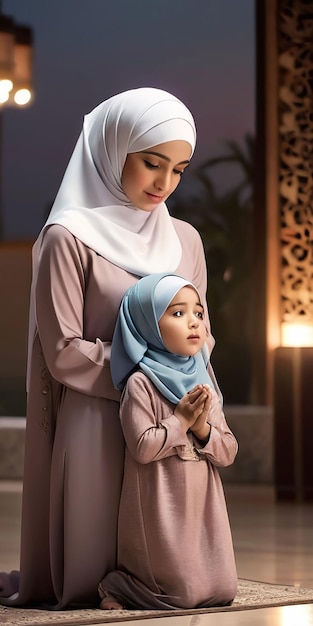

{"left": 1, "top": 217, "right": 217, "bottom": 608}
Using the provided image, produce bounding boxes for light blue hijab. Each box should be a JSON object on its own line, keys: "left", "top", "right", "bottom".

{"left": 110, "top": 273, "right": 214, "bottom": 403}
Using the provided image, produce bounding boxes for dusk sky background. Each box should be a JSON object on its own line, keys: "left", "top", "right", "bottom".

{"left": 1, "top": 0, "right": 255, "bottom": 240}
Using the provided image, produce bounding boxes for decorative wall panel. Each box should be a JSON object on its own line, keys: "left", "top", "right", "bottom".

{"left": 278, "top": 0, "right": 313, "bottom": 323}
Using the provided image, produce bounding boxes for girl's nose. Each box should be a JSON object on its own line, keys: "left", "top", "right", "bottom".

{"left": 189, "top": 315, "right": 199, "bottom": 328}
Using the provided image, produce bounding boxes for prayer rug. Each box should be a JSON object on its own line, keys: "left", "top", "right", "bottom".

{"left": 0, "top": 579, "right": 313, "bottom": 625}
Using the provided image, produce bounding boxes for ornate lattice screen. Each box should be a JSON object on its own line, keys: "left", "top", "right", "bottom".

{"left": 278, "top": 0, "right": 313, "bottom": 324}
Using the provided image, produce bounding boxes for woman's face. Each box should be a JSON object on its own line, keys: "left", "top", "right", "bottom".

{"left": 121, "top": 140, "right": 192, "bottom": 211}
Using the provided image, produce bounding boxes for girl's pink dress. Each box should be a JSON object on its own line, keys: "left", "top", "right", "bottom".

{"left": 99, "top": 372, "right": 238, "bottom": 609}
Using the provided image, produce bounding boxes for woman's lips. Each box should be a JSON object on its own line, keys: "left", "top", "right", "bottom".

{"left": 145, "top": 192, "right": 164, "bottom": 203}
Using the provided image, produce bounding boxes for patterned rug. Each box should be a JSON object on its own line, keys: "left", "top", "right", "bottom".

{"left": 1, "top": 579, "right": 313, "bottom": 625}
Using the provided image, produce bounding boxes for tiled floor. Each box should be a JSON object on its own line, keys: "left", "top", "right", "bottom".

{"left": 1, "top": 482, "right": 313, "bottom": 625}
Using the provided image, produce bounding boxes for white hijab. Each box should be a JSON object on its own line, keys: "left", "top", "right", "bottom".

{"left": 39, "top": 87, "right": 196, "bottom": 274}
{"left": 27, "top": 87, "right": 196, "bottom": 388}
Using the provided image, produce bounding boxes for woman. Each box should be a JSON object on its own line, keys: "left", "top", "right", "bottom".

{"left": 0, "top": 87, "right": 219, "bottom": 609}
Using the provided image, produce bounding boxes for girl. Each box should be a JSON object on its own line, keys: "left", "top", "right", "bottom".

{"left": 99, "top": 273, "right": 238, "bottom": 610}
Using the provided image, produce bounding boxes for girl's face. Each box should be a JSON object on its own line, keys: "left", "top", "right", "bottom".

{"left": 158, "top": 286, "right": 207, "bottom": 357}
{"left": 121, "top": 140, "right": 191, "bottom": 211}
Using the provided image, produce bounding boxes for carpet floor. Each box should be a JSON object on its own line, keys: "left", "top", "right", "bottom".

{"left": 1, "top": 579, "right": 313, "bottom": 625}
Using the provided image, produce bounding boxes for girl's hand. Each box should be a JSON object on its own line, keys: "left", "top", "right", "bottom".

{"left": 174, "top": 385, "right": 210, "bottom": 433}
{"left": 190, "top": 392, "right": 211, "bottom": 441}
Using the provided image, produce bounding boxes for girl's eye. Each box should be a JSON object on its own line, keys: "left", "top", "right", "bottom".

{"left": 195, "top": 311, "right": 204, "bottom": 319}
{"left": 173, "top": 310, "right": 183, "bottom": 317}
{"left": 144, "top": 160, "right": 158, "bottom": 169}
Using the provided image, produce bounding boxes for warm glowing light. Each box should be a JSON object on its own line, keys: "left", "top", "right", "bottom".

{"left": 281, "top": 322, "right": 313, "bottom": 347}
{"left": 0, "top": 18, "right": 33, "bottom": 108}
{"left": 0, "top": 89, "right": 9, "bottom": 103}
{"left": 279, "top": 604, "right": 313, "bottom": 626}
{"left": 0, "top": 79, "right": 11, "bottom": 103}
{"left": 0, "top": 78, "right": 13, "bottom": 92}
{"left": 14, "top": 88, "right": 31, "bottom": 105}
{"left": 12, "top": 26, "right": 33, "bottom": 106}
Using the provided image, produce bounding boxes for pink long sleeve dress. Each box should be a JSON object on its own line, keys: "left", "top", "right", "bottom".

{"left": 1, "top": 216, "right": 218, "bottom": 609}
{"left": 100, "top": 372, "right": 238, "bottom": 610}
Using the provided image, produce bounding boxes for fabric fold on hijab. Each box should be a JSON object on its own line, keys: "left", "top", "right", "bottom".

{"left": 111, "top": 273, "right": 214, "bottom": 404}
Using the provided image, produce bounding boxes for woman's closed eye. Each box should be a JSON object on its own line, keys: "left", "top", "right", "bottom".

{"left": 144, "top": 160, "right": 159, "bottom": 169}
{"left": 144, "top": 160, "right": 185, "bottom": 177}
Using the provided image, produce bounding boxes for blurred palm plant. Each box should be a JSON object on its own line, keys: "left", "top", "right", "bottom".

{"left": 169, "top": 133, "right": 255, "bottom": 403}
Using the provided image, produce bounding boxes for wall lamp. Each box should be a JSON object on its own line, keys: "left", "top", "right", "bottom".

{"left": 0, "top": 14, "right": 34, "bottom": 107}
{"left": 281, "top": 322, "right": 313, "bottom": 348}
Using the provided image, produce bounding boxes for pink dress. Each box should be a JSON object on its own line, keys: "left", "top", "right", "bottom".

{"left": 100, "top": 372, "right": 238, "bottom": 609}
{"left": 1, "top": 218, "right": 218, "bottom": 609}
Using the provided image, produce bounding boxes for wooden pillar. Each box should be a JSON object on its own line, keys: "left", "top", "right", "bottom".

{"left": 275, "top": 0, "right": 313, "bottom": 501}
{"left": 255, "top": 0, "right": 313, "bottom": 402}
{"left": 254, "top": 0, "right": 281, "bottom": 405}
{"left": 256, "top": 0, "right": 313, "bottom": 499}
